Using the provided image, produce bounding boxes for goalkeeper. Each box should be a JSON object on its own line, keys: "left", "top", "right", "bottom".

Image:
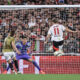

{"left": 4, "top": 35, "right": 45, "bottom": 74}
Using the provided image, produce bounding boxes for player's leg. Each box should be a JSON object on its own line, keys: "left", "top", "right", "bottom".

{"left": 48, "top": 41, "right": 60, "bottom": 52}
{"left": 6, "top": 53, "right": 19, "bottom": 72}
{"left": 53, "top": 41, "right": 64, "bottom": 56}
{"left": 28, "top": 58, "right": 41, "bottom": 71}
{"left": 25, "top": 56, "right": 45, "bottom": 74}
{"left": 53, "top": 41, "right": 59, "bottom": 51}
{"left": 58, "top": 40, "right": 64, "bottom": 55}
{"left": 3, "top": 52, "right": 15, "bottom": 74}
{"left": 18, "top": 53, "right": 45, "bottom": 74}
{"left": 16, "top": 54, "right": 45, "bottom": 74}
{"left": 4, "top": 53, "right": 14, "bottom": 71}
{"left": 8, "top": 59, "right": 14, "bottom": 70}
{"left": 19, "top": 54, "right": 41, "bottom": 71}
{"left": 5, "top": 54, "right": 22, "bottom": 74}
{"left": 13, "top": 57, "right": 19, "bottom": 72}
{"left": 6, "top": 61, "right": 14, "bottom": 71}
{"left": 12, "top": 52, "right": 19, "bottom": 73}
{"left": 2, "top": 60, "right": 14, "bottom": 74}
{"left": 59, "top": 40, "right": 64, "bottom": 50}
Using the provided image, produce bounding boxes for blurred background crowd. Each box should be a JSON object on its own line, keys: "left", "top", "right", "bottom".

{"left": 0, "top": 0, "right": 80, "bottom": 5}
{"left": 0, "top": 8, "right": 80, "bottom": 54}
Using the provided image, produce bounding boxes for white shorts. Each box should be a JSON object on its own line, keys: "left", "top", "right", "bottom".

{"left": 3, "top": 52, "right": 16, "bottom": 61}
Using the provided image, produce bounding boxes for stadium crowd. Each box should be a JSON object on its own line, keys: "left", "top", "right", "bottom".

{"left": 0, "top": 0, "right": 80, "bottom": 5}
{"left": 0, "top": 8, "right": 80, "bottom": 53}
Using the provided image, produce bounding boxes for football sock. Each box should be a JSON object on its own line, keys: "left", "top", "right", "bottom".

{"left": 14, "top": 60, "right": 19, "bottom": 71}
{"left": 9, "top": 63, "right": 14, "bottom": 71}
{"left": 7, "top": 61, "right": 14, "bottom": 71}
{"left": 32, "top": 60, "right": 41, "bottom": 71}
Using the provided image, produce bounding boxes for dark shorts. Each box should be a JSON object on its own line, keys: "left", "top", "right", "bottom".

{"left": 16, "top": 53, "right": 31, "bottom": 60}
{"left": 53, "top": 40, "right": 64, "bottom": 51}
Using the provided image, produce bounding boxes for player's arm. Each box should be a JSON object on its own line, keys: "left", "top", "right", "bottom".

{"left": 65, "top": 27, "right": 77, "bottom": 33}
{"left": 45, "top": 34, "right": 51, "bottom": 44}
{"left": 44, "top": 27, "right": 52, "bottom": 44}
{"left": 12, "top": 41, "right": 20, "bottom": 55}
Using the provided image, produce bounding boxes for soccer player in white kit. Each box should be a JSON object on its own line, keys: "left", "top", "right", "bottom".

{"left": 45, "top": 20, "right": 77, "bottom": 55}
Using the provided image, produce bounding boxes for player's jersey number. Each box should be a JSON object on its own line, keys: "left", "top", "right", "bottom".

{"left": 54, "top": 27, "right": 60, "bottom": 37}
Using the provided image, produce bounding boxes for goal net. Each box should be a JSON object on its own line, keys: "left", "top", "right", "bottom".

{"left": 0, "top": 5, "right": 80, "bottom": 74}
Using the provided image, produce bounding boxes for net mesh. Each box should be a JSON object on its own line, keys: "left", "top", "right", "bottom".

{"left": 0, "top": 5, "right": 80, "bottom": 74}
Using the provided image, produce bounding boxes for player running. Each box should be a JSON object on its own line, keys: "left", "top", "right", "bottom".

{"left": 2, "top": 30, "right": 20, "bottom": 74}
{"left": 3, "top": 35, "right": 45, "bottom": 74}
{"left": 45, "top": 19, "right": 77, "bottom": 55}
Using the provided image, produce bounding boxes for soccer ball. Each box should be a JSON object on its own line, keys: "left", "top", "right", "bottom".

{"left": 53, "top": 50, "right": 64, "bottom": 56}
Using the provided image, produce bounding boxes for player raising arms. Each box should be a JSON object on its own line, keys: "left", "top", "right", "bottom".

{"left": 45, "top": 19, "right": 77, "bottom": 55}
{"left": 2, "top": 30, "right": 20, "bottom": 74}
{"left": 4, "top": 35, "right": 45, "bottom": 74}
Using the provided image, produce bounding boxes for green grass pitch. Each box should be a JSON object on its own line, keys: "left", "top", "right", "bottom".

{"left": 0, "top": 74, "right": 80, "bottom": 80}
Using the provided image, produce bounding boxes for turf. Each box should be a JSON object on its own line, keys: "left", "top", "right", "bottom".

{"left": 0, "top": 74, "right": 80, "bottom": 80}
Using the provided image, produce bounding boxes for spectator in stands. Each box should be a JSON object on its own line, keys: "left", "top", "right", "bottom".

{"left": 31, "top": 28, "right": 45, "bottom": 41}
{"left": 0, "top": 34, "right": 3, "bottom": 53}
{"left": 28, "top": 16, "right": 36, "bottom": 28}
{"left": 0, "top": 0, "right": 80, "bottom": 5}
{"left": 0, "top": 8, "right": 80, "bottom": 53}
{"left": 67, "top": 37, "right": 79, "bottom": 53}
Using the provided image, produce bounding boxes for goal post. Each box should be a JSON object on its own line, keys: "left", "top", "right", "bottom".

{"left": 0, "top": 5, "right": 80, "bottom": 74}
